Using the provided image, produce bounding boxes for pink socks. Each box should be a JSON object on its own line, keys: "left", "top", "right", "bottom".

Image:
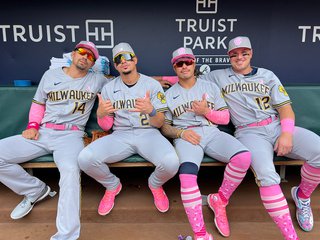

{"left": 218, "top": 151, "right": 251, "bottom": 203}
{"left": 298, "top": 163, "right": 320, "bottom": 199}
{"left": 260, "top": 185, "right": 298, "bottom": 239}
{"left": 179, "top": 174, "right": 206, "bottom": 238}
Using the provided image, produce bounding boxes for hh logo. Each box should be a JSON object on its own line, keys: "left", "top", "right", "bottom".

{"left": 85, "top": 20, "right": 114, "bottom": 49}
{"left": 196, "top": 0, "right": 218, "bottom": 14}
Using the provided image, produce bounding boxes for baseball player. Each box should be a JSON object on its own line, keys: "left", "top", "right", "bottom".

{"left": 78, "top": 42, "right": 179, "bottom": 216}
{"left": 202, "top": 36, "right": 320, "bottom": 239}
{"left": 161, "top": 47, "right": 251, "bottom": 240}
{"left": 0, "top": 41, "right": 109, "bottom": 240}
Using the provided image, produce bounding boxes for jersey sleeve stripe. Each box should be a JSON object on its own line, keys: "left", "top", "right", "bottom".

{"left": 217, "top": 106, "right": 228, "bottom": 111}
{"left": 32, "top": 99, "right": 45, "bottom": 105}
{"left": 164, "top": 119, "right": 173, "bottom": 124}
{"left": 156, "top": 107, "right": 169, "bottom": 112}
{"left": 272, "top": 100, "right": 292, "bottom": 109}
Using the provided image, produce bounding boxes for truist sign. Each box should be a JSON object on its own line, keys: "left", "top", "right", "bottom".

{"left": 0, "top": 20, "right": 114, "bottom": 49}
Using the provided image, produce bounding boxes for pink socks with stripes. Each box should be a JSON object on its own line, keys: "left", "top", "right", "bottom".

{"left": 218, "top": 151, "right": 251, "bottom": 203}
{"left": 298, "top": 163, "right": 320, "bottom": 199}
{"left": 260, "top": 184, "right": 298, "bottom": 240}
{"left": 179, "top": 174, "right": 207, "bottom": 238}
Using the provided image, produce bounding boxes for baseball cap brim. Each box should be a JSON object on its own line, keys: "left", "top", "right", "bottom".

{"left": 171, "top": 54, "right": 195, "bottom": 64}
{"left": 76, "top": 42, "right": 99, "bottom": 60}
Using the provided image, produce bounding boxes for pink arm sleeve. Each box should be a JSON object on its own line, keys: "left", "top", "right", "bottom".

{"left": 162, "top": 76, "right": 179, "bottom": 85}
{"left": 29, "top": 102, "right": 45, "bottom": 123}
{"left": 97, "top": 116, "right": 114, "bottom": 131}
{"left": 204, "top": 109, "right": 230, "bottom": 125}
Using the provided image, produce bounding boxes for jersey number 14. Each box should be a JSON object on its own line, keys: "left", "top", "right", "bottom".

{"left": 72, "top": 102, "right": 86, "bottom": 114}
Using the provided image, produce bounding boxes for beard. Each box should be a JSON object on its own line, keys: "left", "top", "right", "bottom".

{"left": 122, "top": 70, "right": 132, "bottom": 75}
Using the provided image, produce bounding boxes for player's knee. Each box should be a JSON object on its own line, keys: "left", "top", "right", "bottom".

{"left": 78, "top": 147, "right": 95, "bottom": 171}
{"left": 161, "top": 152, "right": 179, "bottom": 176}
{"left": 254, "top": 170, "right": 281, "bottom": 187}
{"left": 230, "top": 151, "right": 251, "bottom": 170}
{"left": 179, "top": 162, "right": 199, "bottom": 175}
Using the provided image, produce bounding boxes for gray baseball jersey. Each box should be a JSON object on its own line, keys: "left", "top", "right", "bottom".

{"left": 0, "top": 67, "right": 109, "bottom": 239}
{"left": 101, "top": 73, "right": 167, "bottom": 130}
{"left": 201, "top": 67, "right": 291, "bottom": 127}
{"left": 202, "top": 67, "right": 320, "bottom": 186}
{"left": 34, "top": 67, "right": 108, "bottom": 130}
{"left": 164, "top": 79, "right": 227, "bottom": 128}
{"left": 164, "top": 79, "right": 248, "bottom": 166}
{"left": 78, "top": 73, "right": 179, "bottom": 190}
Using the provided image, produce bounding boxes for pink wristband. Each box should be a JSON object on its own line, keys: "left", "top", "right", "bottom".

{"left": 26, "top": 122, "right": 40, "bottom": 130}
{"left": 280, "top": 118, "right": 295, "bottom": 133}
{"left": 162, "top": 76, "right": 179, "bottom": 85}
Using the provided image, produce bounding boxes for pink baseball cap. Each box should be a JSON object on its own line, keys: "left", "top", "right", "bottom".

{"left": 75, "top": 41, "right": 99, "bottom": 60}
{"left": 171, "top": 47, "right": 195, "bottom": 64}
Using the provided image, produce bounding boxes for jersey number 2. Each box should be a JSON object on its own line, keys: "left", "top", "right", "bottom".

{"left": 140, "top": 113, "right": 150, "bottom": 126}
{"left": 72, "top": 102, "right": 86, "bottom": 114}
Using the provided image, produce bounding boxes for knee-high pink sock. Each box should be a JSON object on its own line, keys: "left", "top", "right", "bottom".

{"left": 260, "top": 185, "right": 298, "bottom": 240}
{"left": 179, "top": 174, "right": 207, "bottom": 238}
{"left": 218, "top": 151, "right": 251, "bottom": 203}
{"left": 298, "top": 163, "right": 320, "bottom": 199}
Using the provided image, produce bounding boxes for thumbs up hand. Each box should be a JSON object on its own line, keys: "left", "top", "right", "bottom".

{"left": 188, "top": 93, "right": 210, "bottom": 116}
{"left": 97, "top": 93, "right": 116, "bottom": 118}
{"left": 131, "top": 91, "right": 154, "bottom": 114}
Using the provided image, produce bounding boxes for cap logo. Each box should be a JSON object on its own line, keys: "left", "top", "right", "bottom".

{"left": 234, "top": 37, "right": 243, "bottom": 46}
{"left": 87, "top": 42, "right": 95, "bottom": 47}
{"left": 177, "top": 48, "right": 186, "bottom": 55}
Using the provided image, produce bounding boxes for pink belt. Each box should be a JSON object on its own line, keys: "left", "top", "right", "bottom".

{"left": 44, "top": 123, "right": 79, "bottom": 131}
{"left": 237, "top": 116, "right": 278, "bottom": 129}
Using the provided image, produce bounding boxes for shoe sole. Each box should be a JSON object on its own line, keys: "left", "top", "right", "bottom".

{"left": 207, "top": 194, "right": 230, "bottom": 237}
{"left": 291, "top": 187, "right": 313, "bottom": 232}
{"left": 155, "top": 204, "right": 169, "bottom": 213}
{"left": 11, "top": 186, "right": 51, "bottom": 220}
{"left": 98, "top": 183, "right": 122, "bottom": 216}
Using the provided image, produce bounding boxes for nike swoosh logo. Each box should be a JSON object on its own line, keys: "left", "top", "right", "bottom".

{"left": 113, "top": 90, "right": 121, "bottom": 93}
{"left": 54, "top": 82, "right": 62, "bottom": 85}
{"left": 173, "top": 95, "right": 180, "bottom": 99}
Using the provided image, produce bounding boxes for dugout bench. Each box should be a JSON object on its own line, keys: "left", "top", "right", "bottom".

{"left": 1, "top": 85, "right": 319, "bottom": 181}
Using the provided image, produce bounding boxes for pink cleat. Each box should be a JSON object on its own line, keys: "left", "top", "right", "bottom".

{"left": 149, "top": 185, "right": 169, "bottom": 212}
{"left": 98, "top": 183, "right": 122, "bottom": 216}
{"left": 207, "top": 193, "right": 230, "bottom": 237}
{"left": 194, "top": 232, "right": 214, "bottom": 240}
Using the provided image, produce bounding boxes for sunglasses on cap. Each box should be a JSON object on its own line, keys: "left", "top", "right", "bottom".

{"left": 113, "top": 53, "right": 135, "bottom": 65}
{"left": 174, "top": 60, "right": 194, "bottom": 68}
{"left": 75, "top": 48, "right": 96, "bottom": 62}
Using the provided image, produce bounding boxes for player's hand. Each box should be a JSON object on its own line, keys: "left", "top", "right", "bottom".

{"left": 131, "top": 91, "right": 154, "bottom": 114}
{"left": 181, "top": 129, "right": 201, "bottom": 145}
{"left": 97, "top": 94, "right": 116, "bottom": 118}
{"left": 22, "top": 128, "right": 39, "bottom": 140}
{"left": 274, "top": 132, "right": 293, "bottom": 156}
{"left": 188, "top": 93, "right": 210, "bottom": 116}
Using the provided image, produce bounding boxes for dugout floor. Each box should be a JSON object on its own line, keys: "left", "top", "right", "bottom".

{"left": 0, "top": 166, "right": 319, "bottom": 240}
